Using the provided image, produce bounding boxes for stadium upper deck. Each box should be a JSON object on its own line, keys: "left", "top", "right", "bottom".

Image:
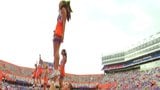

{"left": 102, "top": 32, "right": 160, "bottom": 71}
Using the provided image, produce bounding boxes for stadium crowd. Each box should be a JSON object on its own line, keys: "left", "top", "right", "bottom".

{"left": 100, "top": 67, "right": 160, "bottom": 90}
{"left": 0, "top": 60, "right": 160, "bottom": 90}
{"left": 64, "top": 74, "right": 103, "bottom": 89}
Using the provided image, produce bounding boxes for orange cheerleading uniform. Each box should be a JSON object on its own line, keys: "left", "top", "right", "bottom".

{"left": 44, "top": 76, "right": 48, "bottom": 84}
{"left": 59, "top": 65, "right": 65, "bottom": 77}
{"left": 36, "top": 65, "right": 43, "bottom": 78}
{"left": 0, "top": 70, "right": 4, "bottom": 81}
{"left": 32, "top": 69, "right": 37, "bottom": 78}
{"left": 54, "top": 14, "right": 63, "bottom": 37}
{"left": 43, "top": 68, "right": 49, "bottom": 85}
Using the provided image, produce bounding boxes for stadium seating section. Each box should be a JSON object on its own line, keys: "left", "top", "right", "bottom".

{"left": 0, "top": 60, "right": 159, "bottom": 89}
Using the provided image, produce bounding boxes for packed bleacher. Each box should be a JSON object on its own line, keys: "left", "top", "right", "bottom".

{"left": 0, "top": 60, "right": 33, "bottom": 77}
{"left": 0, "top": 59, "right": 160, "bottom": 89}
{"left": 64, "top": 74, "right": 103, "bottom": 89}
{"left": 0, "top": 60, "right": 34, "bottom": 89}
{"left": 100, "top": 67, "right": 160, "bottom": 90}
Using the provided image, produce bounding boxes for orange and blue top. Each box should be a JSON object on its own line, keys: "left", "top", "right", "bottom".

{"left": 59, "top": 64, "right": 65, "bottom": 77}
{"left": 54, "top": 14, "right": 63, "bottom": 37}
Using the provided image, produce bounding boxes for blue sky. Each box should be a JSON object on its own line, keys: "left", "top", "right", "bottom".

{"left": 0, "top": 0, "right": 160, "bottom": 74}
